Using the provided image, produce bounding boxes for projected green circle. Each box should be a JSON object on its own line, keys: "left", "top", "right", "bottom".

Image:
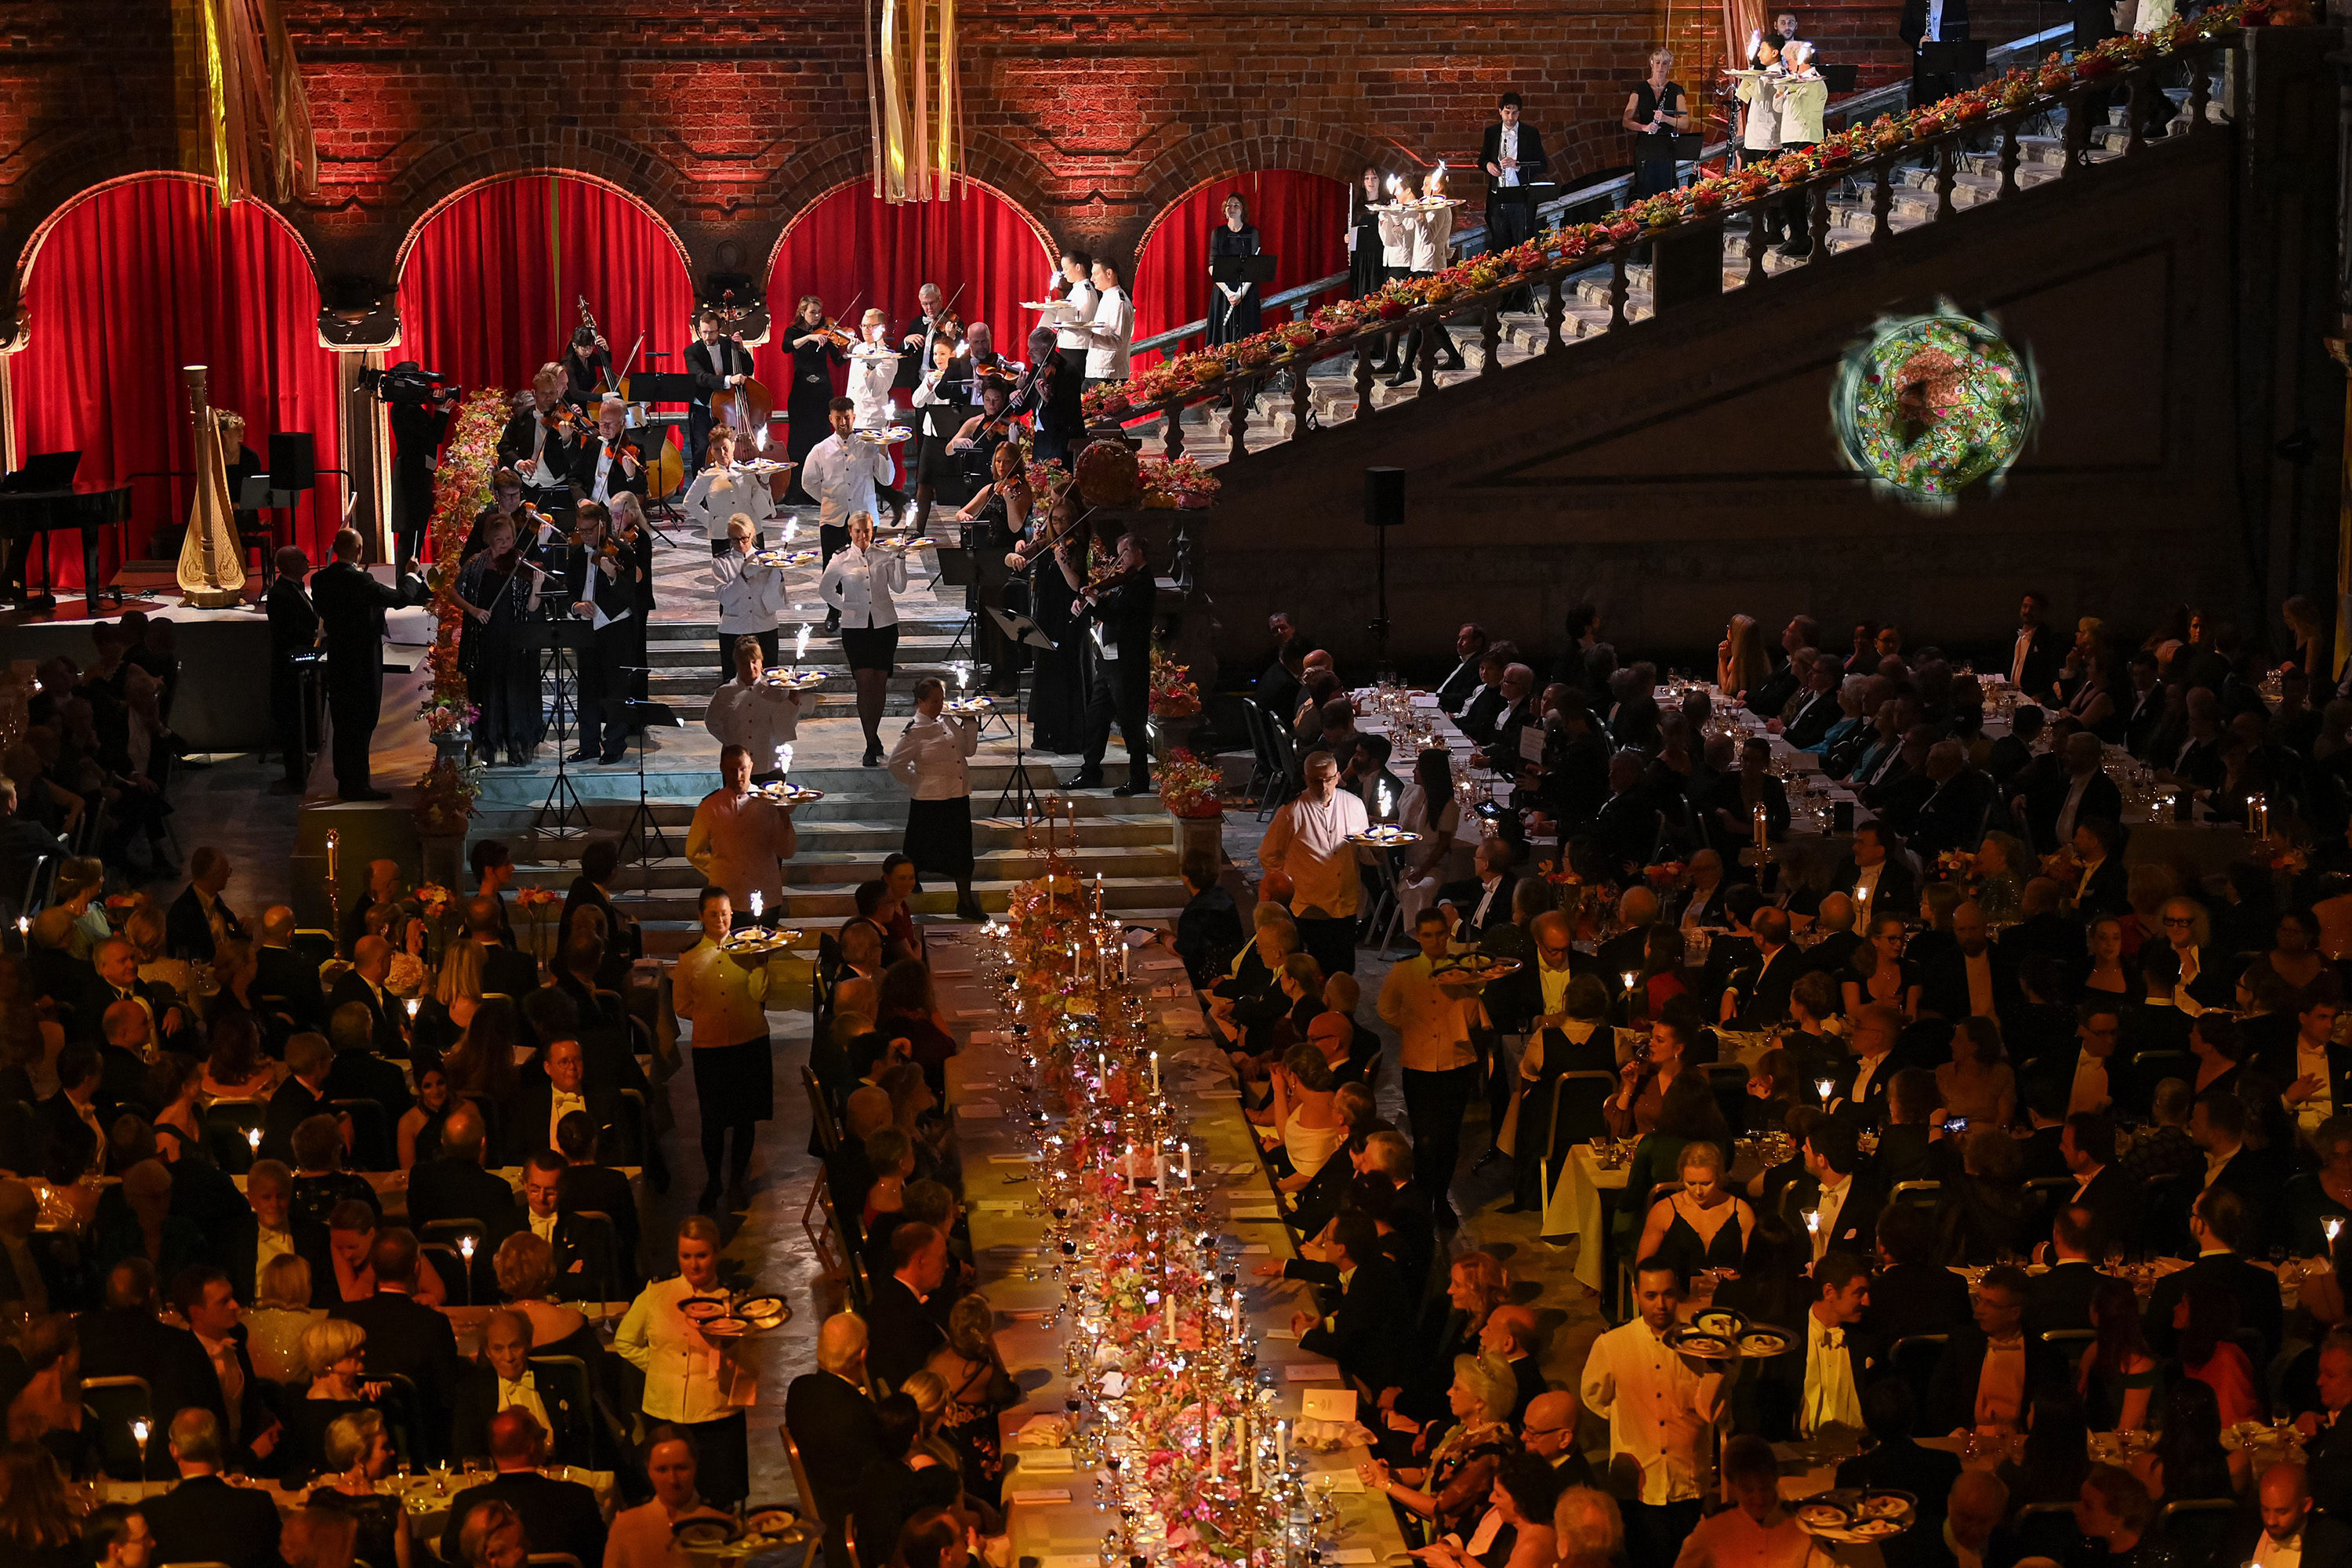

{"left": 1834, "top": 306, "right": 2036, "bottom": 503}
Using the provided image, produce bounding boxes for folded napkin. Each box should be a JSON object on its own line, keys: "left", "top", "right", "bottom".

{"left": 1008, "top": 1489, "right": 1073, "bottom": 1506}
{"left": 1014, "top": 1449, "right": 1075, "bottom": 1473}
{"left": 958, "top": 1102, "right": 1004, "bottom": 1117}
{"left": 1323, "top": 1549, "right": 1377, "bottom": 1563}
{"left": 1285, "top": 1364, "right": 1341, "bottom": 1381}
{"left": 952, "top": 1008, "right": 993, "bottom": 1021}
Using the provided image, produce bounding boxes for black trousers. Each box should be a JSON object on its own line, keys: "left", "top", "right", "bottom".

{"left": 1080, "top": 646, "right": 1150, "bottom": 779}
{"left": 1625, "top": 1501, "right": 1704, "bottom": 1568}
{"left": 819, "top": 523, "right": 848, "bottom": 569}
{"left": 270, "top": 669, "right": 307, "bottom": 787}
{"left": 1777, "top": 141, "right": 1817, "bottom": 248}
{"left": 687, "top": 404, "right": 714, "bottom": 474}
{"left": 676, "top": 1410, "right": 748, "bottom": 1506}
{"left": 577, "top": 622, "right": 633, "bottom": 759}
{"left": 325, "top": 668, "right": 380, "bottom": 796}
{"left": 1294, "top": 913, "right": 1358, "bottom": 978}
{"left": 717, "top": 627, "right": 779, "bottom": 682}
{"left": 1401, "top": 1062, "right": 1478, "bottom": 1216}
{"left": 391, "top": 463, "right": 434, "bottom": 565}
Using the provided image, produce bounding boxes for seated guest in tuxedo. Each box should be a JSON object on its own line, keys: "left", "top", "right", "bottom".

{"left": 460, "top": 895, "right": 539, "bottom": 1000}
{"left": 1295, "top": 1214, "right": 1414, "bottom": 1395}
{"left": 554, "top": 1111, "right": 642, "bottom": 1291}
{"left": 165, "top": 848, "right": 246, "bottom": 964}
{"left": 331, "top": 1226, "right": 461, "bottom": 1462}
{"left": 452, "top": 1307, "right": 587, "bottom": 1465}
{"left": 866, "top": 1221, "right": 951, "bottom": 1392}
{"left": 140, "top": 1409, "right": 285, "bottom": 1568}
{"left": 510, "top": 1036, "right": 619, "bottom": 1166}
{"left": 1437, "top": 837, "right": 1520, "bottom": 942}
{"left": 1866, "top": 1200, "right": 1969, "bottom": 1346}
{"left": 2147, "top": 1185, "right": 2284, "bottom": 1364}
{"left": 254, "top": 905, "right": 326, "bottom": 1033}
{"left": 325, "top": 935, "right": 406, "bottom": 1058}
{"left": 1748, "top": 1248, "right": 1872, "bottom": 1440}
{"left": 405, "top": 1103, "right": 524, "bottom": 1300}
{"left": 439, "top": 1408, "right": 608, "bottom": 1568}
{"left": 260, "top": 1034, "right": 333, "bottom": 1167}
{"left": 786, "top": 1313, "right": 888, "bottom": 1568}
{"left": 517, "top": 1149, "right": 630, "bottom": 1301}
{"left": 1923, "top": 1264, "right": 2063, "bottom": 1436}
{"left": 2027, "top": 1204, "right": 2107, "bottom": 1338}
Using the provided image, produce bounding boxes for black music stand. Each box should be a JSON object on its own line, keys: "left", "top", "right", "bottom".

{"left": 615, "top": 699, "right": 684, "bottom": 878}
{"left": 935, "top": 543, "right": 977, "bottom": 656}
{"left": 1210, "top": 255, "right": 1279, "bottom": 291}
{"left": 987, "top": 607, "right": 1058, "bottom": 818}
{"left": 1820, "top": 64, "right": 1860, "bottom": 91}
{"left": 524, "top": 619, "right": 597, "bottom": 837}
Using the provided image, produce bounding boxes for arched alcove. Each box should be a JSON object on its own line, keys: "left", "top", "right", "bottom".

{"left": 1131, "top": 171, "right": 1352, "bottom": 368}
{"left": 8, "top": 172, "right": 339, "bottom": 585}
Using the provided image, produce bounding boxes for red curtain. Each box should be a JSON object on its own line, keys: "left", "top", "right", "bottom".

{"left": 8, "top": 176, "right": 340, "bottom": 588}
{"left": 757, "top": 181, "right": 1055, "bottom": 401}
{"left": 1131, "top": 171, "right": 1352, "bottom": 368}
{"left": 397, "top": 175, "right": 696, "bottom": 401}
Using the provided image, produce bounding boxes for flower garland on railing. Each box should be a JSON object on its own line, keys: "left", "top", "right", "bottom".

{"left": 412, "top": 389, "right": 509, "bottom": 832}
{"left": 1149, "top": 648, "right": 1202, "bottom": 719}
{"left": 1139, "top": 456, "right": 1221, "bottom": 509}
{"left": 1076, "top": 9, "right": 2253, "bottom": 430}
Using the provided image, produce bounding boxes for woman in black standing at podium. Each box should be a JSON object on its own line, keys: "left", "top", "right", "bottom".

{"left": 782, "top": 295, "right": 851, "bottom": 504}
{"left": 1624, "top": 48, "right": 1690, "bottom": 200}
{"left": 1206, "top": 193, "right": 1263, "bottom": 345}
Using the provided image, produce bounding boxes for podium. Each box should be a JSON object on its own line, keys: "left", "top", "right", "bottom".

{"left": 1209, "top": 255, "right": 1278, "bottom": 288}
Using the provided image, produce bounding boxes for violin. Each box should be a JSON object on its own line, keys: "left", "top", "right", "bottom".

{"left": 541, "top": 404, "right": 593, "bottom": 437}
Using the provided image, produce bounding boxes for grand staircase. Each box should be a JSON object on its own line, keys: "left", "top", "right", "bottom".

{"left": 468, "top": 543, "right": 1189, "bottom": 962}
{"left": 1155, "top": 88, "right": 2229, "bottom": 457}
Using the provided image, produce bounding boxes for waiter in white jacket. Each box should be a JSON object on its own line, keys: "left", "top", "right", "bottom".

{"left": 1083, "top": 259, "right": 1134, "bottom": 390}
{"left": 710, "top": 512, "right": 790, "bottom": 679}
{"left": 1045, "top": 248, "right": 1100, "bottom": 359}
{"left": 801, "top": 396, "right": 897, "bottom": 626}
{"left": 816, "top": 510, "right": 909, "bottom": 768}
{"left": 887, "top": 675, "right": 985, "bottom": 920}
{"left": 706, "top": 637, "right": 810, "bottom": 783}
{"left": 684, "top": 426, "right": 779, "bottom": 557}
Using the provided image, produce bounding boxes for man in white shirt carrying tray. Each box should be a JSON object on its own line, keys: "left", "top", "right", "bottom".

{"left": 1581, "top": 1255, "right": 1725, "bottom": 1568}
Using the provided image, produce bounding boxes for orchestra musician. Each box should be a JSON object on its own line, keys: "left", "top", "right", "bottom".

{"left": 684, "top": 309, "right": 755, "bottom": 475}
{"left": 683, "top": 426, "right": 776, "bottom": 557}
{"left": 962, "top": 320, "right": 1016, "bottom": 382}
{"left": 564, "top": 500, "right": 637, "bottom": 766}
{"left": 463, "top": 467, "right": 561, "bottom": 566}
{"left": 1060, "top": 531, "right": 1156, "bottom": 795}
{"left": 1480, "top": 93, "right": 1551, "bottom": 256}
{"left": 557, "top": 325, "right": 613, "bottom": 412}
{"left": 1207, "top": 196, "right": 1263, "bottom": 348}
{"left": 608, "top": 489, "right": 659, "bottom": 724}
{"left": 712, "top": 511, "right": 789, "bottom": 681}
{"left": 1007, "top": 492, "right": 1088, "bottom": 755}
{"left": 908, "top": 335, "right": 970, "bottom": 535}
{"left": 782, "top": 296, "right": 851, "bottom": 504}
{"left": 453, "top": 510, "right": 553, "bottom": 768}
{"left": 895, "top": 283, "right": 951, "bottom": 392}
{"left": 848, "top": 308, "right": 899, "bottom": 431}
{"left": 1019, "top": 325, "right": 1085, "bottom": 466}
{"left": 572, "top": 397, "right": 648, "bottom": 511}
{"left": 953, "top": 432, "right": 1031, "bottom": 695}
{"left": 497, "top": 365, "right": 582, "bottom": 524}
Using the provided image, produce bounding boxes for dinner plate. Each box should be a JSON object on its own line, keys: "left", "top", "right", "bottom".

{"left": 749, "top": 549, "right": 819, "bottom": 570}
{"left": 877, "top": 535, "right": 936, "bottom": 550}
{"left": 856, "top": 425, "right": 914, "bottom": 445}
{"left": 760, "top": 670, "right": 829, "bottom": 691}
{"left": 1690, "top": 1308, "right": 1747, "bottom": 1338}
{"left": 1429, "top": 953, "right": 1522, "bottom": 987}
{"left": 945, "top": 697, "right": 993, "bottom": 715}
{"left": 740, "top": 459, "right": 793, "bottom": 474}
{"left": 699, "top": 1315, "right": 751, "bottom": 1337}
{"left": 1346, "top": 826, "right": 1422, "bottom": 847}
{"left": 737, "top": 1294, "right": 787, "bottom": 1325}
{"left": 758, "top": 783, "right": 825, "bottom": 804}
{"left": 674, "top": 1520, "right": 735, "bottom": 1548}
{"left": 1736, "top": 1328, "right": 1791, "bottom": 1357}
{"left": 680, "top": 1298, "right": 730, "bottom": 1322}
{"left": 1662, "top": 1327, "right": 1737, "bottom": 1359}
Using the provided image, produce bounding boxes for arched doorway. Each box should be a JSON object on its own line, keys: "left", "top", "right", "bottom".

{"left": 8, "top": 172, "right": 339, "bottom": 586}
{"left": 396, "top": 173, "right": 696, "bottom": 396}
{"left": 1131, "top": 171, "right": 1352, "bottom": 369}
{"left": 757, "top": 179, "right": 1055, "bottom": 407}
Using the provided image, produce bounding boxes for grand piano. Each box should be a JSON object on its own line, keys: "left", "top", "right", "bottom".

{"left": 0, "top": 452, "right": 130, "bottom": 612}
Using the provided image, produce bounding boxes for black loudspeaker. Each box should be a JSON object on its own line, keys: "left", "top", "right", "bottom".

{"left": 268, "top": 432, "right": 318, "bottom": 492}
{"left": 1364, "top": 466, "right": 1406, "bottom": 529}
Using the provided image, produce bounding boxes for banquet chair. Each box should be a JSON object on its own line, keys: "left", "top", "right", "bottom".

{"left": 203, "top": 1098, "right": 267, "bottom": 1173}
{"left": 2153, "top": 1501, "right": 2234, "bottom": 1565}
{"left": 1886, "top": 1334, "right": 1947, "bottom": 1414}
{"left": 1546, "top": 1071, "right": 1617, "bottom": 1156}
{"left": 804, "top": 1167, "right": 842, "bottom": 1281}
{"left": 79, "top": 1374, "right": 152, "bottom": 1480}
{"left": 1889, "top": 1180, "right": 1942, "bottom": 1211}
{"left": 2038, "top": 1328, "right": 2096, "bottom": 1377}
{"left": 2010, "top": 1502, "right": 2082, "bottom": 1562}
{"left": 527, "top": 1354, "right": 596, "bottom": 1465}
{"left": 332, "top": 1097, "right": 396, "bottom": 1172}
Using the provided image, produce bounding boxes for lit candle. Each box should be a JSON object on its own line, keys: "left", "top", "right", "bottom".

{"left": 1817, "top": 1078, "right": 1835, "bottom": 1108}
{"left": 246, "top": 1127, "right": 262, "bottom": 1154}
{"left": 404, "top": 996, "right": 420, "bottom": 1022}
{"left": 1621, "top": 970, "right": 1638, "bottom": 995}
{"left": 794, "top": 622, "right": 811, "bottom": 663}
{"left": 459, "top": 1234, "right": 477, "bottom": 1264}
{"left": 1207, "top": 1418, "right": 1219, "bottom": 1477}
{"left": 1126, "top": 1145, "right": 1137, "bottom": 1192}
{"left": 1095, "top": 873, "right": 1104, "bottom": 916}
{"left": 1151, "top": 1051, "right": 1161, "bottom": 1097}
{"left": 1250, "top": 1412, "right": 1261, "bottom": 1491}
{"left": 777, "top": 742, "right": 794, "bottom": 779}
{"left": 1802, "top": 1207, "right": 1820, "bottom": 1239}
{"left": 1165, "top": 1290, "right": 1177, "bottom": 1342}
{"left": 1277, "top": 1418, "right": 1288, "bottom": 1468}
{"left": 1181, "top": 1142, "right": 1193, "bottom": 1186}
{"left": 1752, "top": 800, "right": 1768, "bottom": 855}
{"left": 750, "top": 891, "right": 764, "bottom": 920}
{"left": 2328, "top": 1217, "right": 2344, "bottom": 1245}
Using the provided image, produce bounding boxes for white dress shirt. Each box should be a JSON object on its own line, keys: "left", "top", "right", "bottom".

{"left": 2055, "top": 772, "right": 2096, "bottom": 845}
{"left": 496, "top": 1370, "right": 552, "bottom": 1436}
{"left": 704, "top": 681, "right": 808, "bottom": 766}
{"left": 1802, "top": 1312, "right": 1862, "bottom": 1436}
{"left": 1923, "top": 0, "right": 1945, "bottom": 40}
{"left": 2298, "top": 1040, "right": 2336, "bottom": 1127}
{"left": 589, "top": 437, "right": 628, "bottom": 503}
{"left": 2009, "top": 626, "right": 2037, "bottom": 688}
{"left": 1852, "top": 862, "right": 1885, "bottom": 920}
{"left": 887, "top": 711, "right": 981, "bottom": 800}
{"left": 1496, "top": 124, "right": 1522, "bottom": 186}
{"left": 711, "top": 552, "right": 788, "bottom": 636}
{"left": 1377, "top": 208, "right": 1414, "bottom": 268}
{"left": 800, "top": 432, "right": 895, "bottom": 535}
{"left": 1975, "top": 1334, "right": 2027, "bottom": 1428}
{"left": 817, "top": 543, "right": 909, "bottom": 630}
{"left": 545, "top": 1089, "right": 586, "bottom": 1151}
{"left": 1811, "top": 1172, "right": 1853, "bottom": 1259}
{"left": 1580, "top": 1316, "right": 1721, "bottom": 1504}
{"left": 1052, "top": 275, "right": 1100, "bottom": 353}
{"left": 2069, "top": 1049, "right": 2112, "bottom": 1116}
{"left": 2254, "top": 1530, "right": 2305, "bottom": 1568}
{"left": 615, "top": 1275, "right": 757, "bottom": 1425}
{"left": 1085, "top": 285, "right": 1134, "bottom": 380}
{"left": 1405, "top": 204, "right": 1452, "bottom": 274}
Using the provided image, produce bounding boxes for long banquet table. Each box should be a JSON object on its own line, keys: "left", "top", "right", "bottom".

{"left": 927, "top": 924, "right": 1414, "bottom": 1567}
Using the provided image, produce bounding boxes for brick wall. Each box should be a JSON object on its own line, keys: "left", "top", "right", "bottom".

{"left": 0, "top": 0, "right": 1980, "bottom": 319}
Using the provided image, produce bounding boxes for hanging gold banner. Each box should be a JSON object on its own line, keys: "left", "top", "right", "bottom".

{"left": 178, "top": 0, "right": 318, "bottom": 205}
{"left": 872, "top": 0, "right": 962, "bottom": 202}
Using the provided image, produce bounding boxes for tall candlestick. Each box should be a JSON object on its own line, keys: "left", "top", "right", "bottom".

{"left": 1277, "top": 1417, "right": 1287, "bottom": 1468}
{"left": 1150, "top": 1051, "right": 1160, "bottom": 1096}
{"left": 1250, "top": 1411, "right": 1260, "bottom": 1492}
{"left": 1126, "top": 1144, "right": 1137, "bottom": 1192}
{"left": 1095, "top": 873, "right": 1105, "bottom": 916}
{"left": 1164, "top": 1290, "right": 1176, "bottom": 1342}
{"left": 1181, "top": 1142, "right": 1193, "bottom": 1186}
{"left": 1207, "top": 1418, "right": 1218, "bottom": 1477}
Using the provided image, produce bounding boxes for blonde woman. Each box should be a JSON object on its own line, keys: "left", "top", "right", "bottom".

{"left": 307, "top": 1409, "right": 413, "bottom": 1568}
{"left": 246, "top": 1253, "right": 326, "bottom": 1384}
{"left": 1716, "top": 614, "right": 1772, "bottom": 701}
{"left": 286, "top": 1317, "right": 376, "bottom": 1478}
{"left": 817, "top": 510, "right": 909, "bottom": 765}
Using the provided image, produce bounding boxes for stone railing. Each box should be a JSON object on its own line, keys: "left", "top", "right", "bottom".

{"left": 1082, "top": 23, "right": 2246, "bottom": 469}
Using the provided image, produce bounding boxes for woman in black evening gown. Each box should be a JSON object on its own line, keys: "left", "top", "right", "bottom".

{"left": 782, "top": 294, "right": 848, "bottom": 503}
{"left": 1207, "top": 194, "right": 1264, "bottom": 345}
{"left": 1624, "top": 49, "right": 1690, "bottom": 201}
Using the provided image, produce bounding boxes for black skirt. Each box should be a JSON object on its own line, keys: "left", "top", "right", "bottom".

{"left": 904, "top": 795, "right": 975, "bottom": 880}
{"left": 840, "top": 622, "right": 901, "bottom": 673}
{"left": 691, "top": 1033, "right": 772, "bottom": 1129}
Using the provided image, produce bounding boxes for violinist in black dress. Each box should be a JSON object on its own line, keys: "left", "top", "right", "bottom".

{"left": 1008, "top": 496, "right": 1088, "bottom": 754}
{"left": 453, "top": 512, "right": 552, "bottom": 766}
{"left": 782, "top": 296, "right": 850, "bottom": 503}
{"left": 1206, "top": 194, "right": 1264, "bottom": 346}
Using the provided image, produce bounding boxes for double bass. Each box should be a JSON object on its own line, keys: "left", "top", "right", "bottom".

{"left": 706, "top": 294, "right": 793, "bottom": 499}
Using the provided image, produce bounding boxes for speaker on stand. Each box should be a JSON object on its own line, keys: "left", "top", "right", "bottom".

{"left": 1364, "top": 466, "right": 1405, "bottom": 681}
{"left": 266, "top": 432, "right": 318, "bottom": 586}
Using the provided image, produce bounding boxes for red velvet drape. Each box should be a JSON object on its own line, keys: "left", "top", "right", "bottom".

{"left": 757, "top": 181, "right": 1055, "bottom": 401}
{"left": 1131, "top": 171, "right": 1352, "bottom": 369}
{"left": 8, "top": 176, "right": 340, "bottom": 588}
{"left": 397, "top": 175, "right": 696, "bottom": 402}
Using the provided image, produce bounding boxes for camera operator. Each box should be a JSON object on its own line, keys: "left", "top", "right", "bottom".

{"left": 381, "top": 359, "right": 459, "bottom": 564}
